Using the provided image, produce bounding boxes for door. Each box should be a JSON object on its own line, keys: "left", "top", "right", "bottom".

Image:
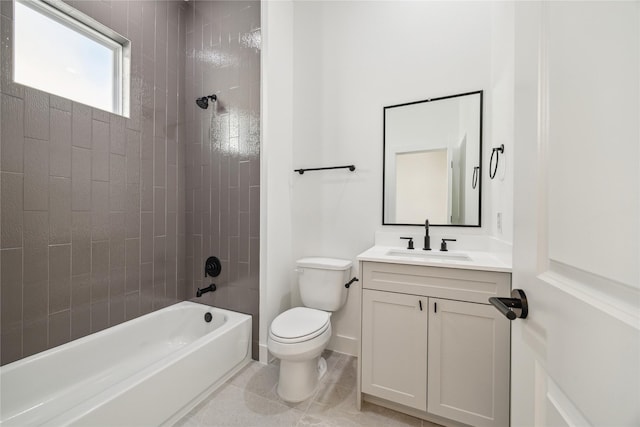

{"left": 427, "top": 298, "right": 510, "bottom": 427}
{"left": 361, "top": 289, "right": 428, "bottom": 411}
{"left": 511, "top": 2, "right": 639, "bottom": 426}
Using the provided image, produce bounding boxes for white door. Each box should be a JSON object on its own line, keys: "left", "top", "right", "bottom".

{"left": 511, "top": 2, "right": 639, "bottom": 426}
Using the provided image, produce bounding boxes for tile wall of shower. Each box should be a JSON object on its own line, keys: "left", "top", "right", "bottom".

{"left": 0, "top": 0, "right": 260, "bottom": 365}
{"left": 183, "top": 0, "right": 261, "bottom": 360}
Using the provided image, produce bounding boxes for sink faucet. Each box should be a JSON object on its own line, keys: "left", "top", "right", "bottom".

{"left": 423, "top": 219, "right": 431, "bottom": 251}
{"left": 440, "top": 238, "right": 457, "bottom": 252}
{"left": 400, "top": 237, "right": 414, "bottom": 250}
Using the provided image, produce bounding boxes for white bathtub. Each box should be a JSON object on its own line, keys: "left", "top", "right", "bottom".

{"left": 0, "top": 301, "right": 252, "bottom": 426}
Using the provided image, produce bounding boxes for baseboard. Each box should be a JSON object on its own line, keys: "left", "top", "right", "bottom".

{"left": 363, "top": 394, "right": 465, "bottom": 427}
{"left": 258, "top": 343, "right": 270, "bottom": 364}
{"left": 328, "top": 334, "right": 358, "bottom": 356}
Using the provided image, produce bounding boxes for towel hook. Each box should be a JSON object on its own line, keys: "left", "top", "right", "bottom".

{"left": 489, "top": 144, "right": 504, "bottom": 179}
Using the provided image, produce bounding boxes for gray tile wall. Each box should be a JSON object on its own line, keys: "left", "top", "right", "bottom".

{"left": 0, "top": 0, "right": 188, "bottom": 365}
{"left": 183, "top": 1, "right": 261, "bottom": 359}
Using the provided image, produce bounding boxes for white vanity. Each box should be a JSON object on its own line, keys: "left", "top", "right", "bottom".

{"left": 356, "top": 246, "right": 512, "bottom": 427}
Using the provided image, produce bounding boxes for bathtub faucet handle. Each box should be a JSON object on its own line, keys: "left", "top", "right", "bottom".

{"left": 196, "top": 283, "right": 217, "bottom": 297}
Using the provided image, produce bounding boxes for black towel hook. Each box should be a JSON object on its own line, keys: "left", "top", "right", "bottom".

{"left": 489, "top": 144, "right": 504, "bottom": 179}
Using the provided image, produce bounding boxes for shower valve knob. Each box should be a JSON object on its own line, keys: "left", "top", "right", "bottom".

{"left": 205, "top": 256, "right": 222, "bottom": 277}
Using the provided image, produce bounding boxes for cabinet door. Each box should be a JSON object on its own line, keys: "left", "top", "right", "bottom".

{"left": 427, "top": 298, "right": 510, "bottom": 427}
{"left": 361, "top": 289, "right": 428, "bottom": 411}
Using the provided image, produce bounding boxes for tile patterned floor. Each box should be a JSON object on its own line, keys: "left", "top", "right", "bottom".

{"left": 173, "top": 351, "right": 441, "bottom": 427}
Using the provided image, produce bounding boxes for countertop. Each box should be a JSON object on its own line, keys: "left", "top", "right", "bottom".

{"left": 357, "top": 245, "right": 512, "bottom": 273}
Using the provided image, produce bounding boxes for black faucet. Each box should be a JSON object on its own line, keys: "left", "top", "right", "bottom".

{"left": 196, "top": 283, "right": 217, "bottom": 297}
{"left": 440, "top": 238, "right": 457, "bottom": 252}
{"left": 423, "top": 219, "right": 431, "bottom": 251}
{"left": 400, "top": 237, "right": 414, "bottom": 250}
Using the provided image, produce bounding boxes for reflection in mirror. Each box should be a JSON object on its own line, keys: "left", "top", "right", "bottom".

{"left": 383, "top": 91, "right": 482, "bottom": 226}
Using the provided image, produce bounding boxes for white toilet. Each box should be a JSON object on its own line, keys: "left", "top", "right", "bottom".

{"left": 268, "top": 257, "right": 352, "bottom": 402}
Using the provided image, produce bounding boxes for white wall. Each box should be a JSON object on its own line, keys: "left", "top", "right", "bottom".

{"left": 488, "top": 2, "right": 515, "bottom": 245}
{"left": 288, "top": 1, "right": 501, "bottom": 354}
{"left": 261, "top": 1, "right": 517, "bottom": 357}
{"left": 259, "top": 0, "right": 295, "bottom": 362}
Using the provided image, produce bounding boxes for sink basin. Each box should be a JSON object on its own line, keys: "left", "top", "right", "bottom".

{"left": 386, "top": 250, "right": 472, "bottom": 262}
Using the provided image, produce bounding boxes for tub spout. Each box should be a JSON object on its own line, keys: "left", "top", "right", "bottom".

{"left": 196, "top": 284, "right": 217, "bottom": 297}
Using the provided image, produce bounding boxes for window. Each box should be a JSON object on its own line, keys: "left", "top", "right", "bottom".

{"left": 14, "top": 0, "right": 129, "bottom": 115}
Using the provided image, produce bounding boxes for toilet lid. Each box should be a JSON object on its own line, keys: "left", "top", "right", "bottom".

{"left": 270, "top": 307, "right": 330, "bottom": 343}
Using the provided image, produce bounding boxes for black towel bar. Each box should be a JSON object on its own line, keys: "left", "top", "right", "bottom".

{"left": 294, "top": 165, "right": 356, "bottom": 175}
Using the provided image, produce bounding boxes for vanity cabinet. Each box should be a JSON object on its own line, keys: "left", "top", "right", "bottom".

{"left": 359, "top": 261, "right": 511, "bottom": 427}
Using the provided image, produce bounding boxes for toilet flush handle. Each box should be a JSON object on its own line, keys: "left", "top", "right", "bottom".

{"left": 345, "top": 277, "right": 359, "bottom": 289}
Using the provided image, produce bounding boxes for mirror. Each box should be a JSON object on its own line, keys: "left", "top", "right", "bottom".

{"left": 383, "top": 91, "right": 482, "bottom": 226}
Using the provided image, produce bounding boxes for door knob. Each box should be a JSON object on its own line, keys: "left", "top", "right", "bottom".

{"left": 489, "top": 289, "right": 528, "bottom": 320}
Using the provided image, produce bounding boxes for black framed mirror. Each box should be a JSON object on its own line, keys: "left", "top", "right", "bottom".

{"left": 383, "top": 90, "right": 483, "bottom": 227}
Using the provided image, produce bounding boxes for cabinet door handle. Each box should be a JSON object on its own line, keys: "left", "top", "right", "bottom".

{"left": 419, "top": 300, "right": 423, "bottom": 311}
{"left": 434, "top": 302, "right": 437, "bottom": 313}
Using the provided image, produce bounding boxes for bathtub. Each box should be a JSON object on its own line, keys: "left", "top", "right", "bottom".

{"left": 0, "top": 301, "right": 252, "bottom": 426}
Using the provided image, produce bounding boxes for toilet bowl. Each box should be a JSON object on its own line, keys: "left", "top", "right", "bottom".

{"left": 268, "top": 307, "right": 332, "bottom": 402}
{"left": 267, "top": 257, "right": 352, "bottom": 402}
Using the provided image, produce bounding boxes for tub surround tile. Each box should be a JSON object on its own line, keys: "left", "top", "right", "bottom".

{"left": 71, "top": 212, "right": 91, "bottom": 276}
{"left": 49, "top": 244, "right": 72, "bottom": 314}
{"left": 71, "top": 147, "right": 91, "bottom": 211}
{"left": 110, "top": 294, "right": 126, "bottom": 327}
{"left": 71, "top": 103, "right": 92, "bottom": 149}
{"left": 49, "top": 177, "right": 72, "bottom": 244}
{"left": 110, "top": 154, "right": 127, "bottom": 212}
{"left": 109, "top": 115, "right": 126, "bottom": 155}
{"left": 1, "top": 172, "right": 23, "bottom": 249}
{"left": 126, "top": 183, "right": 141, "bottom": 238}
{"left": 0, "top": 0, "right": 262, "bottom": 366}
{"left": 1, "top": 248, "right": 23, "bottom": 363}
{"left": 24, "top": 88, "right": 49, "bottom": 141}
{"left": 70, "top": 304, "right": 91, "bottom": 340}
{"left": 71, "top": 274, "right": 91, "bottom": 310}
{"left": 184, "top": 0, "right": 260, "bottom": 360}
{"left": 91, "top": 119, "right": 110, "bottom": 181}
{"left": 49, "top": 108, "right": 72, "bottom": 178}
{"left": 50, "top": 94, "right": 72, "bottom": 113}
{"left": 1, "top": 94, "right": 24, "bottom": 173}
{"left": 0, "top": 325, "right": 22, "bottom": 365}
{"left": 125, "top": 238, "right": 141, "bottom": 293}
{"left": 91, "top": 299, "right": 109, "bottom": 333}
{"left": 23, "top": 211, "right": 49, "bottom": 320}
{"left": 2, "top": 0, "right": 195, "bottom": 358}
{"left": 48, "top": 310, "right": 71, "bottom": 349}
{"left": 125, "top": 291, "right": 141, "bottom": 320}
{"left": 24, "top": 138, "right": 50, "bottom": 211}
{"left": 22, "top": 318, "right": 48, "bottom": 357}
{"left": 91, "top": 241, "right": 110, "bottom": 302}
{"left": 126, "top": 129, "right": 141, "bottom": 184}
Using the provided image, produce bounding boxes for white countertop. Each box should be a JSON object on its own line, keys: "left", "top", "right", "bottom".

{"left": 357, "top": 245, "right": 512, "bottom": 273}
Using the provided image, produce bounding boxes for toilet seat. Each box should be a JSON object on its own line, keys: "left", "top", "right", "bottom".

{"left": 270, "top": 307, "right": 330, "bottom": 344}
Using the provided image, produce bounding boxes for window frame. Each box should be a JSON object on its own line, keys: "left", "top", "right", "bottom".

{"left": 13, "top": 0, "right": 130, "bottom": 116}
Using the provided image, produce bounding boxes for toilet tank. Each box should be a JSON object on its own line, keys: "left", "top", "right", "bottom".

{"left": 296, "top": 257, "right": 352, "bottom": 312}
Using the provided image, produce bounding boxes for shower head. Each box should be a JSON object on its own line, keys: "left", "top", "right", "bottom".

{"left": 195, "top": 97, "right": 208, "bottom": 109}
{"left": 196, "top": 94, "right": 217, "bottom": 109}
